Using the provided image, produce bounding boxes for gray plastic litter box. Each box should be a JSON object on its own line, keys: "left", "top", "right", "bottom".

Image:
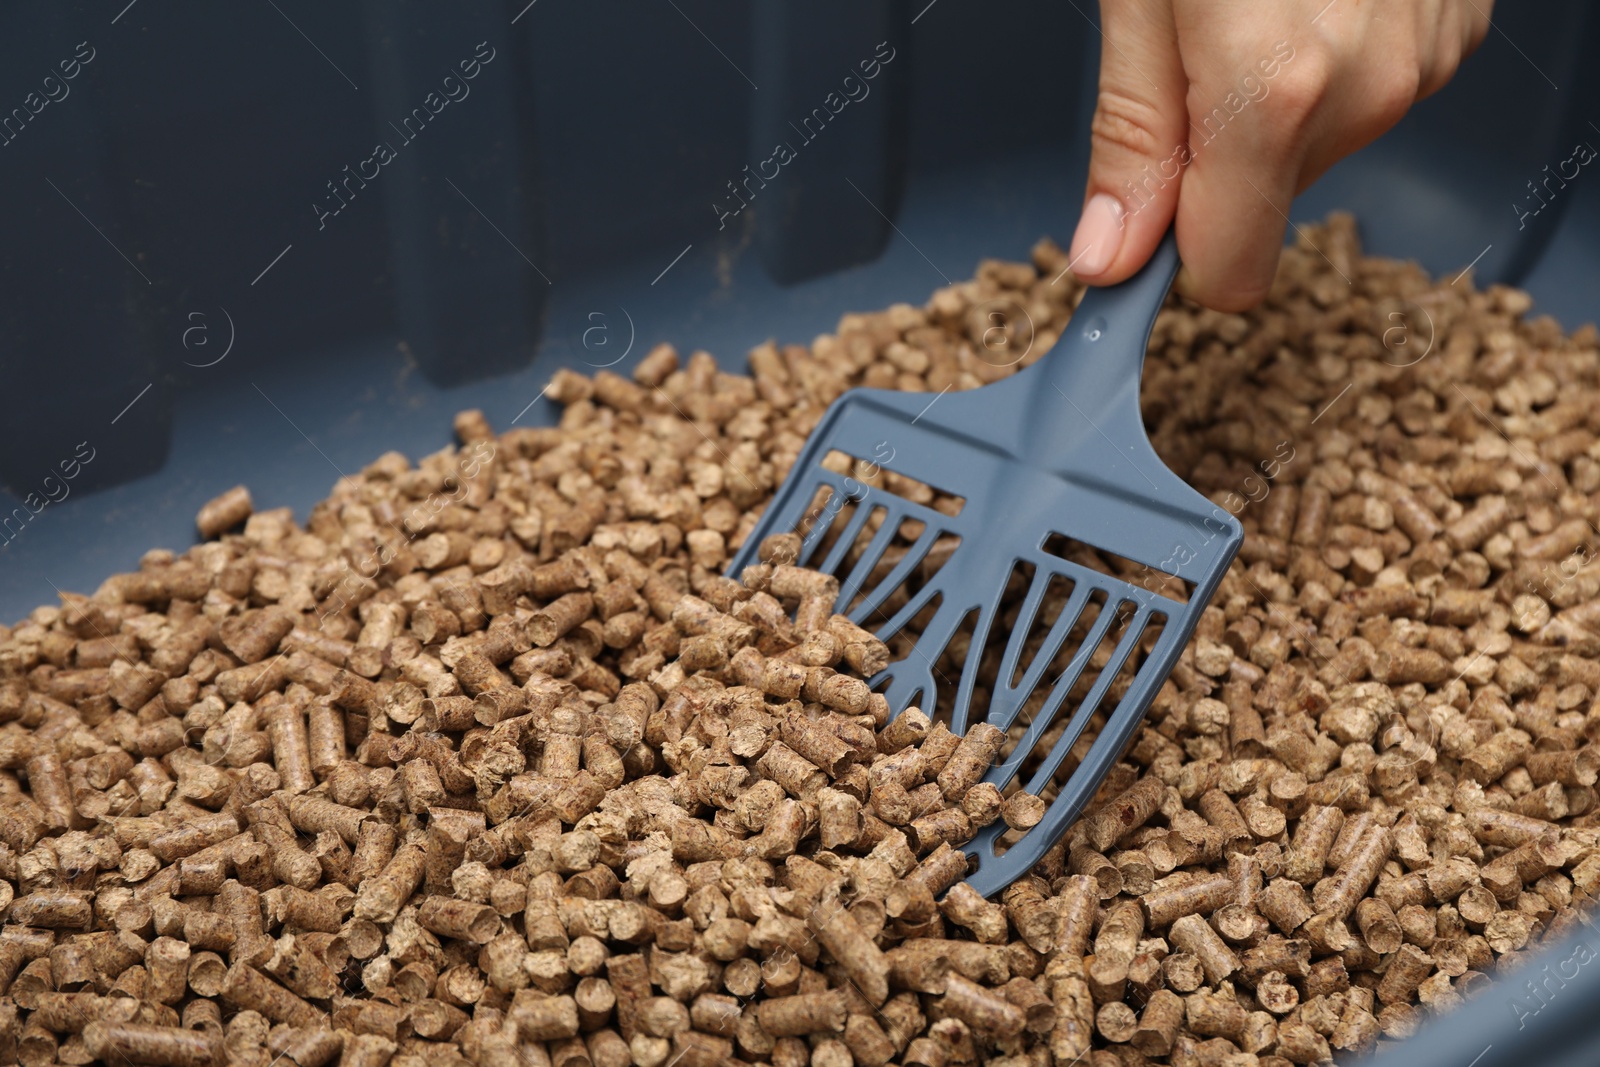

{"left": 1, "top": 3, "right": 1599, "bottom": 1064}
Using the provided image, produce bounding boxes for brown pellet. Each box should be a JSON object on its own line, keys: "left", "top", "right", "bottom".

{"left": 147, "top": 937, "right": 191, "bottom": 1005}
{"left": 83, "top": 1021, "right": 222, "bottom": 1067}
{"left": 1169, "top": 913, "right": 1240, "bottom": 985}
{"left": 10, "top": 889, "right": 92, "bottom": 929}
{"left": 1052, "top": 874, "right": 1098, "bottom": 958}
{"left": 1085, "top": 775, "right": 1166, "bottom": 851}
{"left": 1140, "top": 872, "right": 1236, "bottom": 928}
{"left": 353, "top": 840, "right": 426, "bottom": 924}
{"left": 186, "top": 952, "right": 228, "bottom": 997}
{"left": 1259, "top": 878, "right": 1315, "bottom": 934}
{"left": 195, "top": 485, "right": 253, "bottom": 538}
{"left": 1285, "top": 805, "right": 1344, "bottom": 885}
{"left": 272, "top": 1027, "right": 343, "bottom": 1067}
{"left": 937, "top": 974, "right": 1026, "bottom": 1040}
{"left": 286, "top": 794, "right": 368, "bottom": 845}
{"left": 1315, "top": 825, "right": 1393, "bottom": 921}
{"left": 417, "top": 896, "right": 501, "bottom": 943}
{"left": 1376, "top": 943, "right": 1435, "bottom": 1005}
{"left": 936, "top": 723, "right": 1004, "bottom": 801}
{"left": 807, "top": 892, "right": 890, "bottom": 1007}
{"left": 338, "top": 1034, "right": 396, "bottom": 1067}
{"left": 757, "top": 992, "right": 847, "bottom": 1037}
{"left": 1355, "top": 898, "right": 1404, "bottom": 955}
{"left": 148, "top": 813, "right": 241, "bottom": 863}
{"left": 510, "top": 992, "right": 581, "bottom": 1041}
{"left": 219, "top": 963, "right": 322, "bottom": 1027}
{"left": 33, "top": 991, "right": 138, "bottom": 1032}
{"left": 1089, "top": 899, "right": 1145, "bottom": 1002}
{"left": 1132, "top": 988, "right": 1185, "bottom": 1057}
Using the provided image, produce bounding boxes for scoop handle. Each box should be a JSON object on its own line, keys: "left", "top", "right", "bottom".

{"left": 1073, "top": 227, "right": 1182, "bottom": 346}
{"left": 1014, "top": 227, "right": 1180, "bottom": 417}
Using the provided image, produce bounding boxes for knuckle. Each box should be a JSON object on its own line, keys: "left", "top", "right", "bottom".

{"left": 1263, "top": 50, "right": 1332, "bottom": 129}
{"left": 1090, "top": 88, "right": 1171, "bottom": 162}
{"left": 1465, "top": 3, "right": 1493, "bottom": 54}
{"left": 1375, "top": 65, "right": 1422, "bottom": 125}
{"left": 1420, "top": 46, "right": 1460, "bottom": 98}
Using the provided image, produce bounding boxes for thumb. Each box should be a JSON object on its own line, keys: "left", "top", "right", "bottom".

{"left": 1069, "top": 0, "right": 1191, "bottom": 285}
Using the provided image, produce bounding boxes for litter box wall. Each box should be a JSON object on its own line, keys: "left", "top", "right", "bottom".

{"left": 0, "top": 1, "right": 1592, "bottom": 503}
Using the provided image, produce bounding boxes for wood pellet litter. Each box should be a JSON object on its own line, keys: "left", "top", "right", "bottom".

{"left": 2, "top": 214, "right": 1599, "bottom": 1067}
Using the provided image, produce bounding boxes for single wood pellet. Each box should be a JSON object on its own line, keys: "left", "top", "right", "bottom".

{"left": 2, "top": 214, "right": 1599, "bottom": 1066}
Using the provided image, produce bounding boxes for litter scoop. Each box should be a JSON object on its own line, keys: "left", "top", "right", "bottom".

{"left": 729, "top": 230, "right": 1243, "bottom": 896}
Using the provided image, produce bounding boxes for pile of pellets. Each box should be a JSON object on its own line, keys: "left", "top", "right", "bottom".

{"left": 3, "top": 213, "right": 1600, "bottom": 1067}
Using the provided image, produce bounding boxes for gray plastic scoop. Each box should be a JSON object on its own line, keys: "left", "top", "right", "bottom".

{"left": 730, "top": 230, "right": 1242, "bottom": 896}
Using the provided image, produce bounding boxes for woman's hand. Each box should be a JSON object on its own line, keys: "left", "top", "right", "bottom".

{"left": 1068, "top": 0, "right": 1491, "bottom": 310}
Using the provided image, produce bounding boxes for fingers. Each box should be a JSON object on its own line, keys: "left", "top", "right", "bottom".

{"left": 1068, "top": 0, "right": 1189, "bottom": 286}
{"left": 1169, "top": 5, "right": 1413, "bottom": 309}
{"left": 1171, "top": 110, "right": 1301, "bottom": 310}
{"left": 1462, "top": 0, "right": 1493, "bottom": 55}
{"left": 1166, "top": 30, "right": 1315, "bottom": 310}
{"left": 1419, "top": 0, "right": 1489, "bottom": 100}
{"left": 1077, "top": 0, "right": 1486, "bottom": 311}
{"left": 1291, "top": 4, "right": 1423, "bottom": 190}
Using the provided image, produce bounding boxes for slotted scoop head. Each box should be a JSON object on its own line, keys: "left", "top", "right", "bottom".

{"left": 730, "top": 232, "right": 1243, "bottom": 896}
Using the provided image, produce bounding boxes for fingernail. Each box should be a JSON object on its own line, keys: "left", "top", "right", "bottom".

{"left": 1068, "top": 193, "right": 1125, "bottom": 278}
